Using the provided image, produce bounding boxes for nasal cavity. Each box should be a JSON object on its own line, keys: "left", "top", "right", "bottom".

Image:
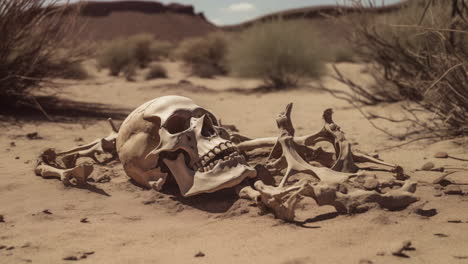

{"left": 201, "top": 115, "right": 216, "bottom": 137}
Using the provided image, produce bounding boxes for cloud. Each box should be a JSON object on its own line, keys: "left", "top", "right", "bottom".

{"left": 227, "top": 2, "right": 255, "bottom": 12}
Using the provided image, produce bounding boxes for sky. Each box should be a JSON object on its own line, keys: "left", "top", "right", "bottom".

{"left": 73, "top": 0, "right": 403, "bottom": 25}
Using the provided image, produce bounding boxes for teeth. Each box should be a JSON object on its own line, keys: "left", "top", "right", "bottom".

{"left": 198, "top": 168, "right": 204, "bottom": 173}
{"left": 209, "top": 163, "right": 214, "bottom": 170}
{"left": 220, "top": 144, "right": 228, "bottom": 150}
{"left": 226, "top": 142, "right": 233, "bottom": 147}
{"left": 214, "top": 147, "right": 221, "bottom": 154}
{"left": 208, "top": 152, "right": 215, "bottom": 159}
{"left": 204, "top": 156, "right": 210, "bottom": 163}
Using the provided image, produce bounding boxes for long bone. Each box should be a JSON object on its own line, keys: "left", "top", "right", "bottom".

{"left": 35, "top": 148, "right": 94, "bottom": 186}
{"left": 237, "top": 110, "right": 397, "bottom": 170}
{"left": 56, "top": 118, "right": 119, "bottom": 166}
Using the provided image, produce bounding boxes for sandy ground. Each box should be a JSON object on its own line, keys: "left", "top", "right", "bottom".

{"left": 1, "top": 61, "right": 468, "bottom": 264}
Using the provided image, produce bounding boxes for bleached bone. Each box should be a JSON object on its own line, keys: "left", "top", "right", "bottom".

{"left": 34, "top": 148, "right": 93, "bottom": 186}
{"left": 56, "top": 118, "right": 119, "bottom": 166}
{"left": 237, "top": 108, "right": 397, "bottom": 170}
{"left": 116, "top": 96, "right": 256, "bottom": 196}
{"left": 242, "top": 103, "right": 419, "bottom": 221}
{"left": 267, "top": 104, "right": 355, "bottom": 187}
{"left": 253, "top": 179, "right": 418, "bottom": 221}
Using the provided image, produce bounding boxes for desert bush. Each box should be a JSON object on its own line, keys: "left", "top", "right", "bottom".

{"left": 145, "top": 64, "right": 168, "bottom": 80}
{"left": 150, "top": 41, "right": 173, "bottom": 60}
{"left": 329, "top": 0, "right": 468, "bottom": 137}
{"left": 98, "top": 34, "right": 171, "bottom": 76}
{"left": 227, "top": 20, "right": 325, "bottom": 89}
{"left": 175, "top": 33, "right": 228, "bottom": 78}
{"left": 97, "top": 39, "right": 135, "bottom": 76}
{"left": 58, "top": 62, "right": 89, "bottom": 80}
{"left": 0, "top": 0, "right": 85, "bottom": 107}
{"left": 128, "top": 34, "right": 153, "bottom": 68}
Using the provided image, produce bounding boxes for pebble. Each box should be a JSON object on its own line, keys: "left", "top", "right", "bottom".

{"left": 0, "top": 214, "right": 4, "bottom": 222}
{"left": 390, "top": 240, "right": 412, "bottom": 257}
{"left": 194, "top": 251, "right": 205, "bottom": 258}
{"left": 359, "top": 259, "right": 373, "bottom": 264}
{"left": 421, "top": 162, "right": 435, "bottom": 171}
{"left": 444, "top": 185, "right": 463, "bottom": 195}
{"left": 434, "top": 152, "right": 449, "bottom": 158}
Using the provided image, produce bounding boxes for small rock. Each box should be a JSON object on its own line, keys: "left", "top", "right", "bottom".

{"left": 444, "top": 185, "right": 463, "bottom": 195}
{"left": 74, "top": 137, "right": 84, "bottom": 142}
{"left": 448, "top": 219, "right": 463, "bottom": 223}
{"left": 434, "top": 152, "right": 449, "bottom": 159}
{"left": 63, "top": 256, "right": 78, "bottom": 261}
{"left": 80, "top": 218, "right": 89, "bottom": 223}
{"left": 390, "top": 240, "right": 413, "bottom": 257}
{"left": 376, "top": 251, "right": 385, "bottom": 256}
{"left": 42, "top": 209, "right": 52, "bottom": 215}
{"left": 0, "top": 245, "right": 6, "bottom": 250}
{"left": 21, "top": 242, "right": 31, "bottom": 248}
{"left": 26, "top": 132, "right": 42, "bottom": 140}
{"left": 413, "top": 207, "right": 438, "bottom": 217}
{"left": 15, "top": 156, "right": 20, "bottom": 160}
{"left": 433, "top": 233, "right": 449, "bottom": 238}
{"left": 363, "top": 177, "right": 379, "bottom": 190}
{"left": 359, "top": 259, "right": 373, "bottom": 264}
{"left": 6, "top": 246, "right": 15, "bottom": 250}
{"left": 454, "top": 256, "right": 468, "bottom": 259}
{"left": 194, "top": 251, "right": 205, "bottom": 258}
{"left": 421, "top": 162, "right": 435, "bottom": 171}
{"left": 10, "top": 142, "right": 16, "bottom": 147}
{"left": 142, "top": 200, "right": 156, "bottom": 205}
{"left": 0, "top": 214, "right": 4, "bottom": 222}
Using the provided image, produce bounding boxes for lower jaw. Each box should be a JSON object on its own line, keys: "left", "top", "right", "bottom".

{"left": 184, "top": 165, "right": 256, "bottom": 196}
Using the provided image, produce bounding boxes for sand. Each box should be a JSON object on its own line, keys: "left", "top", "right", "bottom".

{"left": 1, "top": 61, "right": 467, "bottom": 264}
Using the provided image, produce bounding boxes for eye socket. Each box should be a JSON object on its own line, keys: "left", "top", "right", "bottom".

{"left": 165, "top": 115, "right": 190, "bottom": 134}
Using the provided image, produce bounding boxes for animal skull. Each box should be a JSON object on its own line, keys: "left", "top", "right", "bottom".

{"left": 116, "top": 95, "right": 256, "bottom": 196}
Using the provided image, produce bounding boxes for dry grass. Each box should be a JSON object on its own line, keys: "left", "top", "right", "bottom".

{"left": 0, "top": 0, "right": 86, "bottom": 109}
{"left": 175, "top": 33, "right": 228, "bottom": 78}
{"left": 327, "top": 0, "right": 468, "bottom": 138}
{"left": 227, "top": 20, "right": 325, "bottom": 89}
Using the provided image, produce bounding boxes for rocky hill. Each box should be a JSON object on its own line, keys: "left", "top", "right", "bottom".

{"left": 70, "top": 1, "right": 217, "bottom": 42}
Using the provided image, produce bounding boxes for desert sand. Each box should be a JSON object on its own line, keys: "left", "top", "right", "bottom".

{"left": 1, "top": 61, "right": 468, "bottom": 264}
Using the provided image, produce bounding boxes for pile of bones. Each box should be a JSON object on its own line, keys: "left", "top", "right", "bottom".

{"left": 35, "top": 96, "right": 419, "bottom": 221}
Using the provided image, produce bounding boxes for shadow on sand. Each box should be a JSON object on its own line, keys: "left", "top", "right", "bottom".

{"left": 0, "top": 95, "right": 130, "bottom": 122}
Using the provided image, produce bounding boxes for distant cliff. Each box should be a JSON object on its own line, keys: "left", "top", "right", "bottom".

{"left": 64, "top": 1, "right": 217, "bottom": 42}
{"left": 222, "top": 2, "right": 407, "bottom": 31}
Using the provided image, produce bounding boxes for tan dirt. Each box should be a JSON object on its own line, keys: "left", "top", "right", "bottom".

{"left": 1, "top": 61, "right": 467, "bottom": 264}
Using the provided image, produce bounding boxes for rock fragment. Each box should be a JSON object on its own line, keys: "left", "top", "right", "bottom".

{"left": 390, "top": 240, "right": 413, "bottom": 257}
{"left": 444, "top": 185, "right": 463, "bottom": 195}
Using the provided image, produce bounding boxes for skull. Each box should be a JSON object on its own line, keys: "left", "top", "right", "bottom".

{"left": 116, "top": 96, "right": 256, "bottom": 196}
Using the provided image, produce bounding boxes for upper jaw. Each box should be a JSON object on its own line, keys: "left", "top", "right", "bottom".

{"left": 193, "top": 141, "right": 244, "bottom": 172}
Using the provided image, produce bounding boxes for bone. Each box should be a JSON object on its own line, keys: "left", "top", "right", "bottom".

{"left": 247, "top": 103, "right": 419, "bottom": 221}
{"left": 35, "top": 162, "right": 94, "bottom": 186}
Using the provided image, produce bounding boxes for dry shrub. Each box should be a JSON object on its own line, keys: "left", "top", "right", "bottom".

{"left": 175, "top": 33, "right": 228, "bottom": 78}
{"left": 150, "top": 41, "right": 173, "bottom": 61}
{"left": 97, "top": 39, "right": 135, "bottom": 76}
{"left": 227, "top": 20, "right": 325, "bottom": 89}
{"left": 128, "top": 34, "right": 153, "bottom": 68}
{"left": 97, "top": 34, "right": 171, "bottom": 76}
{"left": 59, "top": 62, "right": 89, "bottom": 80}
{"left": 0, "top": 0, "right": 86, "bottom": 107}
{"left": 145, "top": 64, "right": 167, "bottom": 80}
{"left": 329, "top": 0, "right": 468, "bottom": 138}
